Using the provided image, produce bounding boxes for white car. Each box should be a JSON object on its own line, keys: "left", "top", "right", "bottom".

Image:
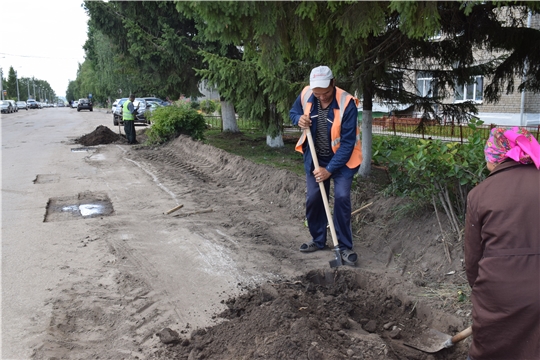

{"left": 72, "top": 101, "right": 79, "bottom": 108}
{"left": 16, "top": 101, "right": 28, "bottom": 110}
{"left": 27, "top": 99, "right": 39, "bottom": 109}
{"left": 112, "top": 98, "right": 121, "bottom": 112}
{"left": 7, "top": 100, "right": 18, "bottom": 112}
{"left": 0, "top": 100, "right": 12, "bottom": 113}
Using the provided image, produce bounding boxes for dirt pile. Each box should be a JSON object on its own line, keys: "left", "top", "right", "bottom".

{"left": 152, "top": 269, "right": 468, "bottom": 360}
{"left": 77, "top": 125, "right": 123, "bottom": 146}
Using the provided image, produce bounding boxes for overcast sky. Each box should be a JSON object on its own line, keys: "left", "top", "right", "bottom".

{"left": 1, "top": 0, "right": 89, "bottom": 98}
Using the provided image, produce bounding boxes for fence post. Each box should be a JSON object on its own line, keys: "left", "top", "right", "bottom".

{"left": 392, "top": 117, "right": 396, "bottom": 136}
{"left": 460, "top": 124, "right": 463, "bottom": 144}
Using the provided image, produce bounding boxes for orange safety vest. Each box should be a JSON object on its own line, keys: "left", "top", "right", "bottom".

{"left": 295, "top": 86, "right": 362, "bottom": 169}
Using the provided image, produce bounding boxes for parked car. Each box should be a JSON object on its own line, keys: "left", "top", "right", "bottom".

{"left": 27, "top": 99, "right": 39, "bottom": 109}
{"left": 57, "top": 102, "right": 65, "bottom": 107}
{"left": 112, "top": 98, "right": 121, "bottom": 113}
{"left": 142, "top": 97, "right": 170, "bottom": 106}
{"left": 145, "top": 100, "right": 163, "bottom": 119}
{"left": 113, "top": 97, "right": 149, "bottom": 125}
{"left": 113, "top": 98, "right": 128, "bottom": 125}
{"left": 71, "top": 101, "right": 79, "bottom": 108}
{"left": 7, "top": 100, "right": 18, "bottom": 112}
{"left": 16, "top": 101, "right": 28, "bottom": 110}
{"left": 77, "top": 98, "right": 93, "bottom": 112}
{"left": 0, "top": 100, "right": 14, "bottom": 113}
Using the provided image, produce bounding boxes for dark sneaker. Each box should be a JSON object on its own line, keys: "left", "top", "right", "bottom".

{"left": 299, "top": 241, "right": 325, "bottom": 253}
{"left": 341, "top": 249, "right": 358, "bottom": 266}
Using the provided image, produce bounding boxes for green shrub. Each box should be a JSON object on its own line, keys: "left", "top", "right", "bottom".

{"left": 200, "top": 99, "right": 219, "bottom": 114}
{"left": 146, "top": 104, "right": 206, "bottom": 144}
{"left": 372, "top": 118, "right": 490, "bottom": 237}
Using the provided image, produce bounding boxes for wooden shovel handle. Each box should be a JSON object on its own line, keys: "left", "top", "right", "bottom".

{"left": 304, "top": 128, "right": 339, "bottom": 248}
{"left": 451, "top": 326, "right": 472, "bottom": 345}
{"left": 444, "top": 326, "right": 472, "bottom": 348}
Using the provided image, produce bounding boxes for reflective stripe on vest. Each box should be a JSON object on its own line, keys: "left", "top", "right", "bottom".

{"left": 123, "top": 100, "right": 134, "bottom": 121}
{"left": 295, "top": 86, "right": 362, "bottom": 169}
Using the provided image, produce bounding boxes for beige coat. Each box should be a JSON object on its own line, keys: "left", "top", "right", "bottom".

{"left": 465, "top": 160, "right": 540, "bottom": 360}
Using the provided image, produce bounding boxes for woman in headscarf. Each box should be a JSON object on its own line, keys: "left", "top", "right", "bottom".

{"left": 465, "top": 127, "right": 540, "bottom": 360}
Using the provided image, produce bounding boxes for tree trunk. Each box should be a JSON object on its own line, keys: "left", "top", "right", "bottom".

{"left": 359, "top": 89, "right": 373, "bottom": 177}
{"left": 266, "top": 134, "right": 284, "bottom": 148}
{"left": 221, "top": 100, "right": 239, "bottom": 132}
{"left": 265, "top": 101, "right": 284, "bottom": 148}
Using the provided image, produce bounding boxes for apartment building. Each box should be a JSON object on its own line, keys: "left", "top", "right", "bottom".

{"left": 375, "top": 9, "right": 540, "bottom": 127}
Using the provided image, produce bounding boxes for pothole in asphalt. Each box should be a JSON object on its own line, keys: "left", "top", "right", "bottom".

{"left": 71, "top": 147, "right": 93, "bottom": 152}
{"left": 33, "top": 174, "right": 60, "bottom": 184}
{"left": 44, "top": 192, "right": 114, "bottom": 222}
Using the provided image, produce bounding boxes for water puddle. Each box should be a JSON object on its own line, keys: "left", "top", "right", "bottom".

{"left": 79, "top": 204, "right": 106, "bottom": 217}
{"left": 71, "top": 147, "right": 92, "bottom": 152}
{"left": 45, "top": 192, "right": 114, "bottom": 222}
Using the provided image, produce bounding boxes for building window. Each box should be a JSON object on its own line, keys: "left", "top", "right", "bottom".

{"left": 416, "top": 72, "right": 435, "bottom": 97}
{"left": 455, "top": 76, "right": 483, "bottom": 102}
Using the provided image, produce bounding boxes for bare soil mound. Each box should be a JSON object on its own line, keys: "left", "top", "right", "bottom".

{"left": 76, "top": 125, "right": 124, "bottom": 146}
{"left": 153, "top": 269, "right": 468, "bottom": 360}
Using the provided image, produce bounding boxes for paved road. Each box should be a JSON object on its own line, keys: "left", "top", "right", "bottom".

{"left": 2, "top": 105, "right": 274, "bottom": 359}
{"left": 1, "top": 108, "right": 119, "bottom": 358}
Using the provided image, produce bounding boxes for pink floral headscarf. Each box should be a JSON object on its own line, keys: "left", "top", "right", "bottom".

{"left": 484, "top": 127, "right": 540, "bottom": 169}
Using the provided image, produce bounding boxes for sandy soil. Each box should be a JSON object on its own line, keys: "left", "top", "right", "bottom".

{"left": 31, "top": 125, "right": 472, "bottom": 360}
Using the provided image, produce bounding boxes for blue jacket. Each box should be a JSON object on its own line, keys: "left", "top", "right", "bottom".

{"left": 289, "top": 88, "right": 359, "bottom": 177}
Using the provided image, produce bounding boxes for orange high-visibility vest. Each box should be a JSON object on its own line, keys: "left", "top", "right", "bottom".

{"left": 295, "top": 86, "right": 362, "bottom": 169}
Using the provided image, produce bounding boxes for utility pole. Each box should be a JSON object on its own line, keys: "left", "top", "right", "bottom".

{"left": 32, "top": 78, "right": 36, "bottom": 99}
{"left": 0, "top": 68, "right": 4, "bottom": 100}
{"left": 16, "top": 71, "right": 20, "bottom": 101}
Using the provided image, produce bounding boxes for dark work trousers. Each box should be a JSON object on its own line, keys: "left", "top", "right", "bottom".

{"left": 305, "top": 169, "right": 354, "bottom": 251}
{"left": 124, "top": 120, "right": 136, "bottom": 144}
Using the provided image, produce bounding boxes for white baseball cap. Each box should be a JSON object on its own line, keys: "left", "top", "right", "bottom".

{"left": 310, "top": 66, "right": 334, "bottom": 89}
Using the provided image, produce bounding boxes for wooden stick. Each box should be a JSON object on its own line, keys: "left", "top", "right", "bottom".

{"left": 173, "top": 209, "right": 213, "bottom": 218}
{"left": 432, "top": 195, "right": 452, "bottom": 263}
{"left": 351, "top": 202, "right": 373, "bottom": 216}
{"left": 164, "top": 204, "right": 184, "bottom": 215}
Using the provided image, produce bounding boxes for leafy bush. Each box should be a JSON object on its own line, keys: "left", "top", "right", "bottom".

{"left": 146, "top": 104, "right": 206, "bottom": 144}
{"left": 372, "top": 119, "right": 490, "bottom": 238}
{"left": 200, "top": 99, "right": 219, "bottom": 114}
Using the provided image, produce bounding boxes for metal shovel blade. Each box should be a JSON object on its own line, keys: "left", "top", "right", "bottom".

{"left": 404, "top": 328, "right": 453, "bottom": 353}
{"left": 329, "top": 247, "right": 343, "bottom": 268}
{"left": 404, "top": 326, "right": 472, "bottom": 353}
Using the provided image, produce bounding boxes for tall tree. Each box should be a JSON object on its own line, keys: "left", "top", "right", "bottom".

{"left": 179, "top": 2, "right": 311, "bottom": 145}
{"left": 5, "top": 67, "right": 18, "bottom": 101}
{"left": 83, "top": 1, "right": 207, "bottom": 100}
{"left": 180, "top": 1, "right": 540, "bottom": 175}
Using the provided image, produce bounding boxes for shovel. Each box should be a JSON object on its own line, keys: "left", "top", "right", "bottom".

{"left": 404, "top": 325, "right": 472, "bottom": 353}
{"left": 303, "top": 127, "right": 343, "bottom": 268}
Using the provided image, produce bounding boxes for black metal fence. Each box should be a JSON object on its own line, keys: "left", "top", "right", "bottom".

{"left": 370, "top": 117, "right": 540, "bottom": 143}
{"left": 204, "top": 115, "right": 261, "bottom": 131}
{"left": 205, "top": 115, "right": 540, "bottom": 143}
